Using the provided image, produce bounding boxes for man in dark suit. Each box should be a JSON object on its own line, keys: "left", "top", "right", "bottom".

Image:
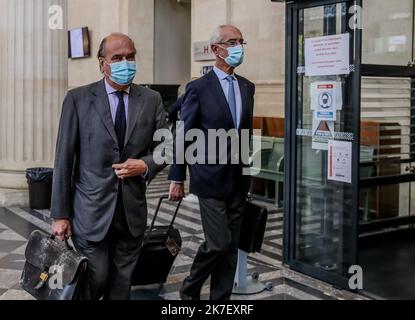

{"left": 169, "top": 25, "right": 255, "bottom": 300}
{"left": 168, "top": 95, "right": 184, "bottom": 125}
{"left": 51, "top": 33, "right": 169, "bottom": 300}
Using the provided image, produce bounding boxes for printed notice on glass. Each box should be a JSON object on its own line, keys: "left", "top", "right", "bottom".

{"left": 310, "top": 81, "right": 343, "bottom": 121}
{"left": 328, "top": 140, "right": 352, "bottom": 184}
{"left": 312, "top": 118, "right": 334, "bottom": 150}
{"left": 305, "top": 33, "right": 350, "bottom": 77}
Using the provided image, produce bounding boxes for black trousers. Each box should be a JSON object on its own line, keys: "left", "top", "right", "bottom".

{"left": 181, "top": 191, "right": 246, "bottom": 300}
{"left": 72, "top": 192, "right": 143, "bottom": 300}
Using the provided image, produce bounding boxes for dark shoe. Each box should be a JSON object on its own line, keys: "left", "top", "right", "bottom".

{"left": 179, "top": 287, "right": 200, "bottom": 300}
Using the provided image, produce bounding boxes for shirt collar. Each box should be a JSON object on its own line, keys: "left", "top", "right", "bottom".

{"left": 213, "top": 66, "right": 236, "bottom": 81}
{"left": 104, "top": 78, "right": 131, "bottom": 95}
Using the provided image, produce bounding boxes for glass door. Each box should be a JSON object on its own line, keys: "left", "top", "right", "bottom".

{"left": 284, "top": 0, "right": 361, "bottom": 288}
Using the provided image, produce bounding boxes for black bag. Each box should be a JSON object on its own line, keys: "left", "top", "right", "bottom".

{"left": 26, "top": 168, "right": 53, "bottom": 210}
{"left": 20, "top": 230, "right": 89, "bottom": 300}
{"left": 239, "top": 196, "right": 268, "bottom": 253}
{"left": 132, "top": 195, "right": 182, "bottom": 286}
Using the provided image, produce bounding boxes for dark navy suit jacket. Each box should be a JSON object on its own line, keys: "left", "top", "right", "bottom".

{"left": 168, "top": 95, "right": 184, "bottom": 124}
{"left": 168, "top": 70, "right": 255, "bottom": 199}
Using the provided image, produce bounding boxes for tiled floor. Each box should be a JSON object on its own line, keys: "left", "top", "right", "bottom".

{"left": 0, "top": 169, "right": 365, "bottom": 300}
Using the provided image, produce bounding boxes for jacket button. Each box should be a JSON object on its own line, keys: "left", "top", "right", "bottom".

{"left": 113, "top": 147, "right": 119, "bottom": 153}
{"left": 113, "top": 189, "right": 118, "bottom": 194}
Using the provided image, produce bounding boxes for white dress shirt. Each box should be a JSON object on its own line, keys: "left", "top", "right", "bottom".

{"left": 213, "top": 66, "right": 242, "bottom": 128}
{"left": 104, "top": 79, "right": 130, "bottom": 124}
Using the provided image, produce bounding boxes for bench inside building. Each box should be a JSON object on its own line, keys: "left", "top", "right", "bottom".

{"left": 249, "top": 117, "right": 392, "bottom": 221}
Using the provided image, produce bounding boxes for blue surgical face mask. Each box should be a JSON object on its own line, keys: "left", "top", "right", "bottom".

{"left": 219, "top": 45, "right": 244, "bottom": 68}
{"left": 105, "top": 60, "right": 137, "bottom": 85}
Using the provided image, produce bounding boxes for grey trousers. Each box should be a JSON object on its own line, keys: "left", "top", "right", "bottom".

{"left": 72, "top": 194, "right": 143, "bottom": 300}
{"left": 181, "top": 191, "right": 246, "bottom": 300}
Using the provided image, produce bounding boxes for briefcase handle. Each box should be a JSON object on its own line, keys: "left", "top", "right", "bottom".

{"left": 50, "top": 234, "right": 74, "bottom": 251}
{"left": 147, "top": 195, "right": 182, "bottom": 237}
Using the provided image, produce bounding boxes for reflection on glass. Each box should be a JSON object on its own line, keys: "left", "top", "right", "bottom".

{"left": 359, "top": 177, "right": 412, "bottom": 223}
{"left": 359, "top": 76, "right": 415, "bottom": 222}
{"left": 362, "top": 0, "right": 413, "bottom": 65}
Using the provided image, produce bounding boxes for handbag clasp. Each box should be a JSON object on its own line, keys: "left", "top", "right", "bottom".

{"left": 33, "top": 270, "right": 49, "bottom": 290}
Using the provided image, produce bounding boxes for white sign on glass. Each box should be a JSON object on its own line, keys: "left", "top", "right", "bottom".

{"left": 310, "top": 81, "right": 343, "bottom": 121}
{"left": 305, "top": 33, "right": 350, "bottom": 77}
{"left": 312, "top": 118, "right": 334, "bottom": 151}
{"left": 327, "top": 140, "right": 352, "bottom": 184}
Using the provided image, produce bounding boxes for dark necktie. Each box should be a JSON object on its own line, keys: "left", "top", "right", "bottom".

{"left": 114, "top": 91, "right": 127, "bottom": 150}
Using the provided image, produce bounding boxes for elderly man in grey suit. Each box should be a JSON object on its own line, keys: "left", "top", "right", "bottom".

{"left": 50, "top": 33, "right": 168, "bottom": 300}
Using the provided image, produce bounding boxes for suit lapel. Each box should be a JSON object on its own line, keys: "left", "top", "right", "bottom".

{"left": 124, "top": 84, "right": 144, "bottom": 148}
{"left": 236, "top": 75, "right": 249, "bottom": 130}
{"left": 206, "top": 71, "right": 235, "bottom": 128}
{"left": 91, "top": 79, "right": 118, "bottom": 145}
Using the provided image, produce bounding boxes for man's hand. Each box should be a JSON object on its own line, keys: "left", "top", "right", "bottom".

{"left": 112, "top": 159, "right": 148, "bottom": 180}
{"left": 51, "top": 219, "right": 72, "bottom": 241}
{"left": 169, "top": 182, "right": 185, "bottom": 201}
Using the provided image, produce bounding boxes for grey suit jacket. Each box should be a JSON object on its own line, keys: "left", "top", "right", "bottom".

{"left": 50, "top": 79, "right": 169, "bottom": 242}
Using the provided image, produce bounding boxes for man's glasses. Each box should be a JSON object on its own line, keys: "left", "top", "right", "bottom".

{"left": 217, "top": 39, "right": 247, "bottom": 47}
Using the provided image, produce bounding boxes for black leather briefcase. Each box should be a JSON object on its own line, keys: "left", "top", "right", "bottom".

{"left": 239, "top": 197, "right": 268, "bottom": 253}
{"left": 20, "top": 230, "right": 89, "bottom": 300}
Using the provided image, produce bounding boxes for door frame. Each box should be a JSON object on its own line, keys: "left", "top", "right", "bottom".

{"left": 283, "top": 0, "right": 362, "bottom": 289}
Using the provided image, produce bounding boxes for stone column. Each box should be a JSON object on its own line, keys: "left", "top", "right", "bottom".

{"left": 0, "top": 0, "right": 68, "bottom": 205}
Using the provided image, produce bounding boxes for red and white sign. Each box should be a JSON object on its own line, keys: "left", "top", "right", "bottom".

{"left": 305, "top": 33, "right": 350, "bottom": 77}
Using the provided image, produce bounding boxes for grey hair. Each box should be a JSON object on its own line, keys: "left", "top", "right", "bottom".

{"left": 210, "top": 25, "right": 227, "bottom": 45}
{"left": 210, "top": 25, "right": 243, "bottom": 45}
